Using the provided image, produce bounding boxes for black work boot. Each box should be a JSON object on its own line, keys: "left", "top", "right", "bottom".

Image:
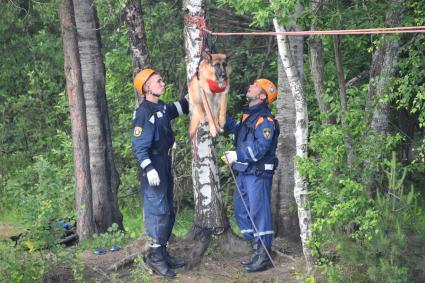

{"left": 146, "top": 247, "right": 176, "bottom": 278}
{"left": 241, "top": 240, "right": 259, "bottom": 266}
{"left": 162, "top": 246, "right": 185, "bottom": 269}
{"left": 244, "top": 246, "right": 273, "bottom": 273}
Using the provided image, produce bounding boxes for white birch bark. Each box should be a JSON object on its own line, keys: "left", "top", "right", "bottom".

{"left": 183, "top": 0, "right": 227, "bottom": 230}
{"left": 272, "top": 4, "right": 303, "bottom": 240}
{"left": 273, "top": 18, "right": 314, "bottom": 272}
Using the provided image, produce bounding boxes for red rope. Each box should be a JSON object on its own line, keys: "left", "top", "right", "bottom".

{"left": 202, "top": 26, "right": 425, "bottom": 36}
{"left": 184, "top": 16, "right": 425, "bottom": 36}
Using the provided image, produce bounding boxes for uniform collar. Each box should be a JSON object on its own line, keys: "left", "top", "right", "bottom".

{"left": 144, "top": 99, "right": 165, "bottom": 111}
{"left": 242, "top": 102, "right": 268, "bottom": 115}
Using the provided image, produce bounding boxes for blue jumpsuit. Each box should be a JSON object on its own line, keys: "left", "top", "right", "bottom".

{"left": 225, "top": 102, "right": 279, "bottom": 248}
{"left": 132, "top": 98, "right": 189, "bottom": 246}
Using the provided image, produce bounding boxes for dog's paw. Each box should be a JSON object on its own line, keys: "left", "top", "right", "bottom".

{"left": 209, "top": 127, "right": 217, "bottom": 138}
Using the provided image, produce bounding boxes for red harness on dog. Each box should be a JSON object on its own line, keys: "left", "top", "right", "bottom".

{"left": 207, "top": 79, "right": 227, "bottom": 93}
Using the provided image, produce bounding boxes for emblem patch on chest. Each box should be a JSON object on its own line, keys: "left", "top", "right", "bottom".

{"left": 263, "top": 128, "right": 272, "bottom": 140}
{"left": 134, "top": 126, "right": 143, "bottom": 137}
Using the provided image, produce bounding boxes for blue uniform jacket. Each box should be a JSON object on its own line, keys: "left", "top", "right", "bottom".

{"left": 132, "top": 98, "right": 189, "bottom": 173}
{"left": 225, "top": 102, "right": 279, "bottom": 177}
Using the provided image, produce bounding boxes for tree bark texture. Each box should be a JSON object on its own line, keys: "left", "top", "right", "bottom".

{"left": 272, "top": 55, "right": 300, "bottom": 241}
{"left": 73, "top": 0, "right": 122, "bottom": 233}
{"left": 364, "top": 0, "right": 404, "bottom": 194}
{"left": 60, "top": 0, "right": 94, "bottom": 240}
{"left": 271, "top": 4, "right": 304, "bottom": 240}
{"left": 365, "top": 0, "right": 403, "bottom": 135}
{"left": 273, "top": 17, "right": 314, "bottom": 272}
{"left": 308, "top": 0, "right": 334, "bottom": 125}
{"left": 333, "top": 35, "right": 354, "bottom": 166}
{"left": 124, "top": 0, "right": 151, "bottom": 109}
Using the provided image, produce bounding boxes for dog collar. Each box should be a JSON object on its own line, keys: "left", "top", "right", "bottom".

{"left": 207, "top": 79, "right": 227, "bottom": 93}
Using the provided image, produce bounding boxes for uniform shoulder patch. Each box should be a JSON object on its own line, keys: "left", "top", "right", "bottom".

{"left": 134, "top": 126, "right": 143, "bottom": 137}
{"left": 263, "top": 127, "right": 272, "bottom": 140}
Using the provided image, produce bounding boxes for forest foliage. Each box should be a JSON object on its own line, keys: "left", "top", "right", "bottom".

{"left": 1, "top": 0, "right": 425, "bottom": 282}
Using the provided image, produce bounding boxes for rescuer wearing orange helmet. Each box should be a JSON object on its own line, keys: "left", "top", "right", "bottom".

{"left": 132, "top": 68, "right": 189, "bottom": 278}
{"left": 223, "top": 78, "right": 280, "bottom": 272}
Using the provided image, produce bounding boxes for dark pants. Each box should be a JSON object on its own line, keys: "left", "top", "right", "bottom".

{"left": 141, "top": 153, "right": 174, "bottom": 246}
{"left": 234, "top": 174, "right": 273, "bottom": 248}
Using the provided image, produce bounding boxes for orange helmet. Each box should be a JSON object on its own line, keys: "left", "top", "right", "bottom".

{"left": 256, "top": 78, "right": 277, "bottom": 103}
{"left": 134, "top": 68, "right": 156, "bottom": 95}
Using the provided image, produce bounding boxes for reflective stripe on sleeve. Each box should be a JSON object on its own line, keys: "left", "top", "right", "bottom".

{"left": 174, "top": 101, "right": 183, "bottom": 116}
{"left": 140, "top": 159, "right": 152, "bottom": 169}
{"left": 247, "top": 146, "right": 258, "bottom": 162}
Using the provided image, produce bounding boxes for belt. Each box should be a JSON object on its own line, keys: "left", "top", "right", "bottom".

{"left": 151, "top": 148, "right": 172, "bottom": 156}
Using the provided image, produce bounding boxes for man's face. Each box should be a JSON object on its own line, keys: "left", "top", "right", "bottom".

{"left": 145, "top": 74, "right": 165, "bottom": 96}
{"left": 246, "top": 81, "right": 263, "bottom": 100}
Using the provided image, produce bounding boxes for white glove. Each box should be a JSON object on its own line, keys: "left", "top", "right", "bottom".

{"left": 222, "top": 151, "right": 237, "bottom": 165}
{"left": 147, "top": 169, "right": 160, "bottom": 187}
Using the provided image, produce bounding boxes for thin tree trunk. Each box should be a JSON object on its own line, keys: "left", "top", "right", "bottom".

{"left": 124, "top": 0, "right": 151, "bottom": 109}
{"left": 333, "top": 35, "right": 354, "bottom": 166}
{"left": 256, "top": 36, "right": 274, "bottom": 78}
{"left": 364, "top": 0, "right": 404, "bottom": 194}
{"left": 73, "top": 0, "right": 122, "bottom": 233}
{"left": 273, "top": 17, "right": 314, "bottom": 272}
{"left": 308, "top": 0, "right": 334, "bottom": 125}
{"left": 60, "top": 0, "right": 94, "bottom": 240}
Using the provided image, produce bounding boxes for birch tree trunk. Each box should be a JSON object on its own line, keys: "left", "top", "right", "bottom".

{"left": 364, "top": 0, "right": 404, "bottom": 194}
{"left": 73, "top": 0, "right": 122, "bottom": 233}
{"left": 273, "top": 17, "right": 314, "bottom": 272}
{"left": 60, "top": 0, "right": 94, "bottom": 240}
{"left": 308, "top": 0, "right": 335, "bottom": 125}
{"left": 271, "top": 3, "right": 303, "bottom": 241}
{"left": 124, "top": 0, "right": 151, "bottom": 109}
{"left": 182, "top": 0, "right": 244, "bottom": 268}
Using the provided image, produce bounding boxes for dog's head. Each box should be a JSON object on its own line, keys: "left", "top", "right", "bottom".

{"left": 200, "top": 51, "right": 231, "bottom": 83}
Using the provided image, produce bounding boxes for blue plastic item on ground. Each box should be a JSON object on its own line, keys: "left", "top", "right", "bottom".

{"left": 110, "top": 245, "right": 121, "bottom": 252}
{"left": 57, "top": 220, "right": 71, "bottom": 230}
{"left": 94, "top": 248, "right": 106, "bottom": 255}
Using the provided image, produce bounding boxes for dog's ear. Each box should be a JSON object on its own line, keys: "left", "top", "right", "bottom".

{"left": 202, "top": 50, "right": 212, "bottom": 63}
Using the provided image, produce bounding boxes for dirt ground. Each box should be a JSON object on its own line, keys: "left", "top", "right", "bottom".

{"left": 44, "top": 237, "right": 306, "bottom": 282}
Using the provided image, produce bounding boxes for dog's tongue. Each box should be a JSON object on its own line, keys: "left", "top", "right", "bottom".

{"left": 207, "top": 79, "right": 227, "bottom": 93}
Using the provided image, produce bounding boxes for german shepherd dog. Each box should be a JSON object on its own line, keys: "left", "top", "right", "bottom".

{"left": 188, "top": 52, "right": 231, "bottom": 138}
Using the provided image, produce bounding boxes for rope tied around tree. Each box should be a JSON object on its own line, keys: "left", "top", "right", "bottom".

{"left": 184, "top": 15, "right": 209, "bottom": 57}
{"left": 193, "top": 223, "right": 230, "bottom": 240}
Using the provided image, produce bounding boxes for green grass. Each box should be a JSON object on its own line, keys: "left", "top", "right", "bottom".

{"left": 172, "top": 208, "right": 194, "bottom": 237}
{"left": 122, "top": 206, "right": 144, "bottom": 239}
{"left": 121, "top": 205, "right": 195, "bottom": 238}
{"left": 0, "top": 208, "right": 22, "bottom": 225}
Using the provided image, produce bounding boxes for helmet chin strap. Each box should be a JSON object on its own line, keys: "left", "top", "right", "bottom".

{"left": 147, "top": 88, "right": 161, "bottom": 98}
{"left": 247, "top": 94, "right": 259, "bottom": 101}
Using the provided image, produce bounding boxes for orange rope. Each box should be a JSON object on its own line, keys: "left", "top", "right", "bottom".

{"left": 184, "top": 16, "right": 425, "bottom": 36}
{"left": 203, "top": 27, "right": 425, "bottom": 36}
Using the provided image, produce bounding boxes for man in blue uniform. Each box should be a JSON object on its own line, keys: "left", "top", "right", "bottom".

{"left": 223, "top": 78, "right": 279, "bottom": 273}
{"left": 132, "top": 68, "right": 189, "bottom": 278}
